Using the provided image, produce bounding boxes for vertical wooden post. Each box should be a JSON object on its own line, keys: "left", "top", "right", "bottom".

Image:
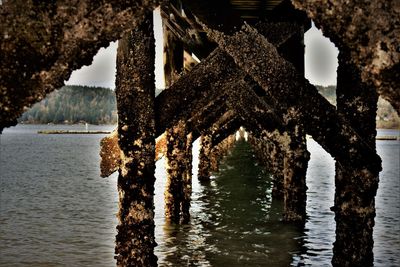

{"left": 280, "top": 26, "right": 309, "bottom": 223}
{"left": 209, "top": 134, "right": 236, "bottom": 172}
{"left": 182, "top": 132, "right": 193, "bottom": 223}
{"left": 282, "top": 127, "right": 310, "bottom": 222}
{"left": 332, "top": 50, "right": 380, "bottom": 266}
{"left": 164, "top": 121, "right": 193, "bottom": 223}
{"left": 114, "top": 12, "right": 157, "bottom": 267}
{"left": 162, "top": 2, "right": 193, "bottom": 223}
{"left": 198, "top": 133, "right": 213, "bottom": 182}
{"left": 247, "top": 132, "right": 285, "bottom": 199}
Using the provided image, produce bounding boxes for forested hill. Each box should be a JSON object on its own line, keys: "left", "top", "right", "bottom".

{"left": 18, "top": 85, "right": 118, "bottom": 124}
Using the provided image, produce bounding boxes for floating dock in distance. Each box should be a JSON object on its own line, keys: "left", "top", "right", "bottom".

{"left": 38, "top": 130, "right": 111, "bottom": 134}
{"left": 375, "top": 135, "right": 400, "bottom": 140}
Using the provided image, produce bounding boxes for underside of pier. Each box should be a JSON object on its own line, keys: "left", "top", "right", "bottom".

{"left": 1, "top": 0, "right": 398, "bottom": 266}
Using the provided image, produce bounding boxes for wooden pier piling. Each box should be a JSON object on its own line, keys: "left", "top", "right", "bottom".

{"left": 114, "top": 12, "right": 157, "bottom": 266}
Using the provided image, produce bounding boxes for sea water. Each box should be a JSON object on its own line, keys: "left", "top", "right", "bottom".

{"left": 0, "top": 125, "right": 399, "bottom": 266}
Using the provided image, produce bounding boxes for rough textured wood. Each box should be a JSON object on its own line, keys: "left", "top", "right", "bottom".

{"left": 210, "top": 117, "right": 242, "bottom": 148}
{"left": 247, "top": 133, "right": 284, "bottom": 199}
{"left": 282, "top": 127, "right": 309, "bottom": 222}
{"left": 114, "top": 13, "right": 157, "bottom": 266}
{"left": 163, "top": 8, "right": 194, "bottom": 224}
{"left": 206, "top": 24, "right": 381, "bottom": 174}
{"left": 210, "top": 135, "right": 237, "bottom": 172}
{"left": 160, "top": 3, "right": 215, "bottom": 60}
{"left": 155, "top": 49, "right": 241, "bottom": 136}
{"left": 332, "top": 50, "right": 379, "bottom": 267}
{"left": 154, "top": 22, "right": 298, "bottom": 136}
{"left": 182, "top": 132, "right": 193, "bottom": 223}
{"left": 292, "top": 0, "right": 400, "bottom": 113}
{"left": 247, "top": 126, "right": 308, "bottom": 223}
{"left": 197, "top": 110, "right": 240, "bottom": 181}
{"left": 226, "top": 79, "right": 282, "bottom": 132}
{"left": 198, "top": 134, "right": 213, "bottom": 182}
{"left": 165, "top": 120, "right": 188, "bottom": 223}
{"left": 162, "top": 2, "right": 184, "bottom": 87}
{"left": 100, "top": 129, "right": 120, "bottom": 178}
{"left": 0, "top": 0, "right": 160, "bottom": 131}
{"left": 99, "top": 130, "right": 166, "bottom": 178}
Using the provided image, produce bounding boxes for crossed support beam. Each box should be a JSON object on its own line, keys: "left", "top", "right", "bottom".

{"left": 100, "top": 10, "right": 382, "bottom": 265}
{"left": 0, "top": 1, "right": 394, "bottom": 266}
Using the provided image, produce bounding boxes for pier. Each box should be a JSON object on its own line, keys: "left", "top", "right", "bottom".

{"left": 0, "top": 0, "right": 398, "bottom": 266}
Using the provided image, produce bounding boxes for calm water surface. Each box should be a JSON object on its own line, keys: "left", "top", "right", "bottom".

{"left": 0, "top": 125, "right": 399, "bottom": 266}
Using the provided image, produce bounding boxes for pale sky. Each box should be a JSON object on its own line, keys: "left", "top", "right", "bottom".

{"left": 65, "top": 11, "right": 338, "bottom": 89}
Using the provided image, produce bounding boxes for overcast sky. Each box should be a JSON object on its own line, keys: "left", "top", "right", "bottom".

{"left": 65, "top": 11, "right": 339, "bottom": 89}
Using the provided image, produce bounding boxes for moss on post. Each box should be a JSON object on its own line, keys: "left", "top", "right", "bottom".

{"left": 332, "top": 50, "right": 380, "bottom": 267}
{"left": 114, "top": 12, "right": 157, "bottom": 266}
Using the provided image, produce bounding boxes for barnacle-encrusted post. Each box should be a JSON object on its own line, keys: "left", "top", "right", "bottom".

{"left": 332, "top": 50, "right": 380, "bottom": 267}
{"left": 165, "top": 120, "right": 191, "bottom": 223}
{"left": 247, "top": 132, "right": 284, "bottom": 199}
{"left": 163, "top": 5, "right": 194, "bottom": 223}
{"left": 182, "top": 132, "right": 193, "bottom": 223}
{"left": 198, "top": 134, "right": 213, "bottom": 182}
{"left": 282, "top": 126, "right": 309, "bottom": 223}
{"left": 209, "top": 134, "right": 236, "bottom": 172}
{"left": 114, "top": 12, "right": 157, "bottom": 266}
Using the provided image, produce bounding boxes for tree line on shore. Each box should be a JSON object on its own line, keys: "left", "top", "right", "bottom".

{"left": 18, "top": 85, "right": 118, "bottom": 124}
{"left": 18, "top": 85, "right": 399, "bottom": 128}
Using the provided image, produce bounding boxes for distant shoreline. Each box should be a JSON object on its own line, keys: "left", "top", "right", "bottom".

{"left": 17, "top": 122, "right": 400, "bottom": 131}
{"left": 38, "top": 130, "right": 111, "bottom": 134}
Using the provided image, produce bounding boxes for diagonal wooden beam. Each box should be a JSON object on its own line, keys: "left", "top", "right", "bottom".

{"left": 155, "top": 21, "right": 299, "bottom": 137}
{"left": 201, "top": 23, "right": 381, "bottom": 174}
{"left": 160, "top": 3, "right": 215, "bottom": 60}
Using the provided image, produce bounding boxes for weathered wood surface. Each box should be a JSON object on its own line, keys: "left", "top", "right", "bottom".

{"left": 162, "top": 2, "right": 184, "bottom": 87}
{"left": 204, "top": 24, "right": 381, "bottom": 174}
{"left": 198, "top": 133, "right": 213, "bottom": 182}
{"left": 165, "top": 120, "right": 190, "bottom": 222}
{"left": 99, "top": 130, "right": 166, "bottom": 178}
{"left": 209, "top": 134, "right": 236, "bottom": 172}
{"left": 163, "top": 7, "right": 193, "bottom": 223}
{"left": 160, "top": 14, "right": 380, "bottom": 177}
{"left": 247, "top": 132, "right": 284, "bottom": 199}
{"left": 332, "top": 50, "right": 379, "bottom": 267}
{"left": 0, "top": 0, "right": 161, "bottom": 131}
{"left": 155, "top": 21, "right": 298, "bottom": 137}
{"left": 160, "top": 3, "right": 215, "bottom": 60}
{"left": 114, "top": 13, "right": 157, "bottom": 266}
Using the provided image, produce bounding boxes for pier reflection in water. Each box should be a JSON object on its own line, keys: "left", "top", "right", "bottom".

{"left": 155, "top": 140, "right": 306, "bottom": 266}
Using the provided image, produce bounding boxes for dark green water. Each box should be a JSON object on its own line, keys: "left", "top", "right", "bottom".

{"left": 156, "top": 140, "right": 303, "bottom": 266}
